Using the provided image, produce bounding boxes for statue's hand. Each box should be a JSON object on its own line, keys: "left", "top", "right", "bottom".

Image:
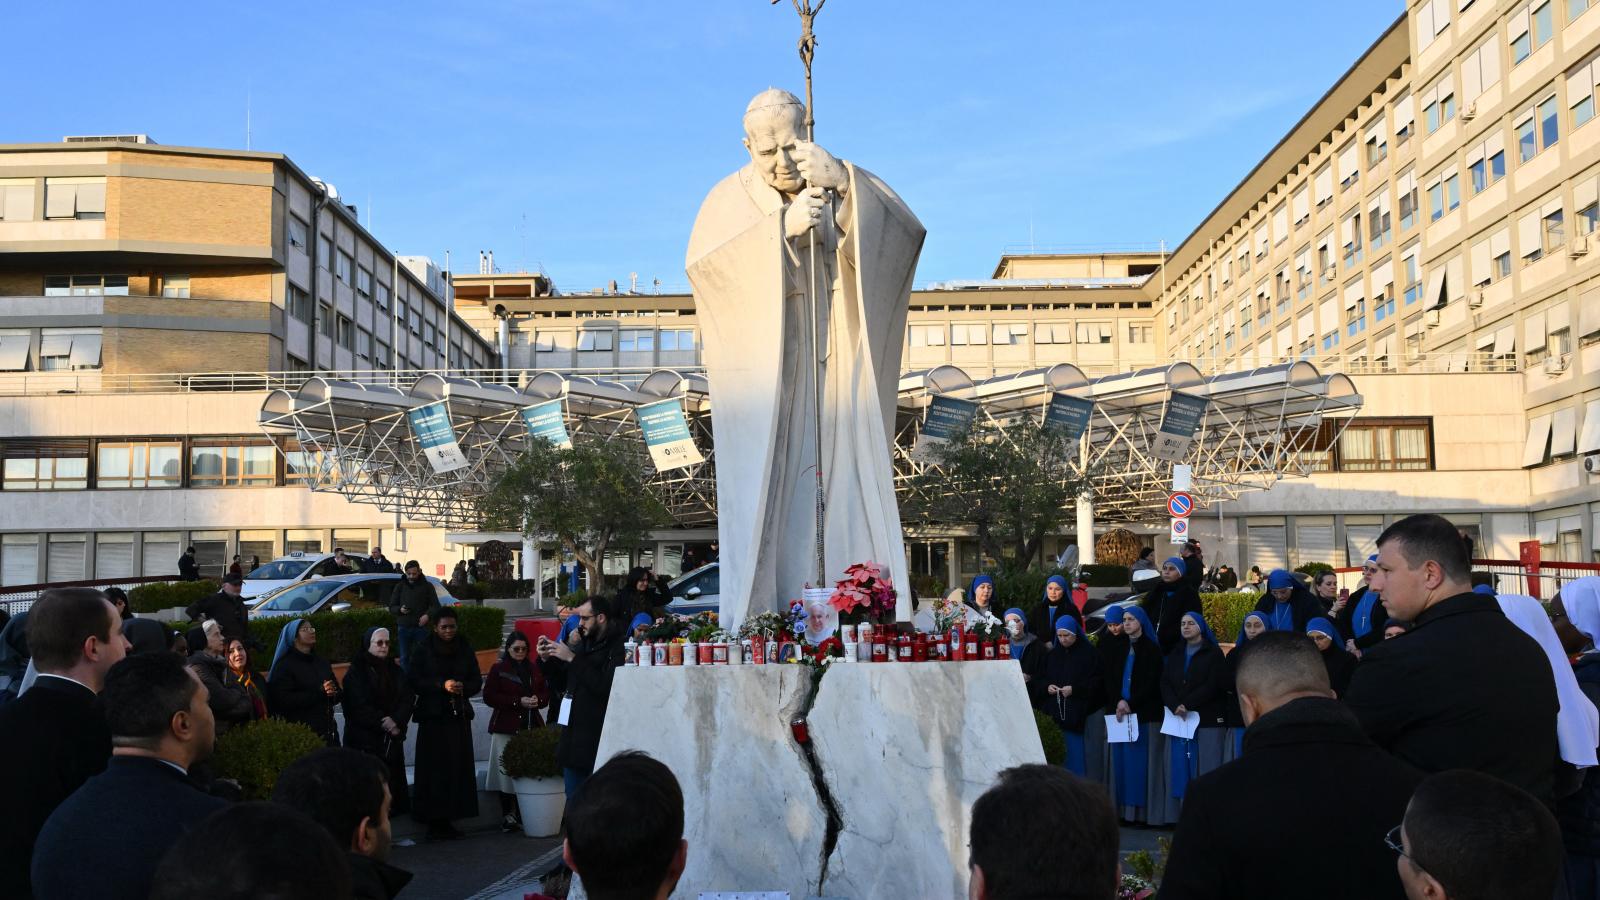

{"left": 792, "top": 142, "right": 847, "bottom": 194}
{"left": 784, "top": 187, "right": 829, "bottom": 240}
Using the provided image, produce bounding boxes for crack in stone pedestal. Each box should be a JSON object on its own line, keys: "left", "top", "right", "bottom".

{"left": 787, "top": 667, "right": 845, "bottom": 896}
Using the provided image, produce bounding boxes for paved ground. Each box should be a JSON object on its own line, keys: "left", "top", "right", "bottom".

{"left": 391, "top": 823, "right": 1172, "bottom": 899}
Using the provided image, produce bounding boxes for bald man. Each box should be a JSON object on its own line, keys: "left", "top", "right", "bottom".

{"left": 1161, "top": 632, "right": 1422, "bottom": 900}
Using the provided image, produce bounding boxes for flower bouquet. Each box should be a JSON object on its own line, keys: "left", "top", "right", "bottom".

{"left": 799, "top": 636, "right": 846, "bottom": 668}
{"left": 738, "top": 611, "right": 790, "bottom": 641}
{"left": 930, "top": 590, "right": 966, "bottom": 634}
{"left": 827, "top": 561, "right": 898, "bottom": 625}
{"left": 1117, "top": 874, "right": 1155, "bottom": 899}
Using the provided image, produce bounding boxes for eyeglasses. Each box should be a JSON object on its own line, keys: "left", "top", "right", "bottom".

{"left": 372, "top": 639, "right": 389, "bottom": 646}
{"left": 1385, "top": 825, "right": 1428, "bottom": 876}
{"left": 578, "top": 614, "right": 595, "bottom": 624}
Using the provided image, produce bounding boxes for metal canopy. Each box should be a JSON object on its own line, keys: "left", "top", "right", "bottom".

{"left": 260, "top": 363, "right": 1362, "bottom": 530}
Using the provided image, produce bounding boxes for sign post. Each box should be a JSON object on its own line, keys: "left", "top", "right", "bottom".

{"left": 1167, "top": 491, "right": 1194, "bottom": 519}
{"left": 1170, "top": 517, "right": 1190, "bottom": 544}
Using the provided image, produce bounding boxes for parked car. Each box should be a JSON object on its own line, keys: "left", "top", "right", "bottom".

{"left": 663, "top": 562, "right": 720, "bottom": 616}
{"left": 249, "top": 573, "right": 457, "bottom": 620}
{"left": 240, "top": 552, "right": 340, "bottom": 601}
{"left": 1084, "top": 592, "right": 1152, "bottom": 634}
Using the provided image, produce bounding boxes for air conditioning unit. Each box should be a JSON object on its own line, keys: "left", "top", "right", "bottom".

{"left": 1545, "top": 354, "right": 1570, "bottom": 374}
{"left": 1571, "top": 236, "right": 1590, "bottom": 257}
{"left": 1462, "top": 103, "right": 1477, "bottom": 121}
{"left": 1468, "top": 291, "right": 1484, "bottom": 308}
{"left": 1425, "top": 309, "right": 1442, "bottom": 326}
{"left": 1584, "top": 454, "right": 1600, "bottom": 474}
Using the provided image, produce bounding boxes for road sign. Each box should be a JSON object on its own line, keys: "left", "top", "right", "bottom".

{"left": 1167, "top": 491, "right": 1194, "bottom": 518}
{"left": 1170, "top": 517, "right": 1189, "bottom": 544}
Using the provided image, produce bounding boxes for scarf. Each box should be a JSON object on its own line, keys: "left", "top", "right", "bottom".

{"left": 1498, "top": 594, "right": 1600, "bottom": 768}
{"left": 1042, "top": 575, "right": 1070, "bottom": 620}
{"left": 359, "top": 627, "right": 399, "bottom": 707}
{"left": 968, "top": 575, "right": 997, "bottom": 616}
{"left": 1352, "top": 588, "right": 1382, "bottom": 638}
{"left": 269, "top": 618, "right": 307, "bottom": 680}
{"left": 1181, "top": 612, "right": 1216, "bottom": 673}
{"left": 229, "top": 663, "right": 267, "bottom": 720}
{"left": 1235, "top": 611, "right": 1268, "bottom": 646}
{"left": 1565, "top": 577, "right": 1600, "bottom": 647}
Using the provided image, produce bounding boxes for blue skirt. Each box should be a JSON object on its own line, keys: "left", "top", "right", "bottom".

{"left": 1112, "top": 731, "right": 1150, "bottom": 810}
{"left": 1170, "top": 736, "right": 1198, "bottom": 800}
{"left": 1060, "top": 726, "right": 1087, "bottom": 777}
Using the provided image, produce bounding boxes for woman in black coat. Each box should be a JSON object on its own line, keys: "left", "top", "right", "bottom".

{"left": 408, "top": 607, "right": 482, "bottom": 840}
{"left": 1307, "top": 617, "right": 1356, "bottom": 697}
{"left": 1160, "top": 611, "right": 1229, "bottom": 820}
{"left": 1223, "top": 612, "right": 1269, "bottom": 761}
{"left": 186, "top": 624, "right": 254, "bottom": 738}
{"left": 1039, "top": 614, "right": 1103, "bottom": 778}
{"left": 267, "top": 618, "right": 341, "bottom": 746}
{"left": 1105, "top": 606, "right": 1165, "bottom": 824}
{"left": 1147, "top": 558, "right": 1204, "bottom": 653}
{"left": 342, "top": 626, "right": 415, "bottom": 816}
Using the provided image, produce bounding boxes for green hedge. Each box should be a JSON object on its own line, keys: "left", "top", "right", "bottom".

{"left": 247, "top": 605, "right": 506, "bottom": 665}
{"left": 212, "top": 718, "right": 327, "bottom": 800}
{"left": 129, "top": 579, "right": 220, "bottom": 614}
{"left": 1201, "top": 592, "right": 1261, "bottom": 644}
{"left": 1033, "top": 709, "right": 1066, "bottom": 766}
{"left": 1294, "top": 562, "right": 1333, "bottom": 580}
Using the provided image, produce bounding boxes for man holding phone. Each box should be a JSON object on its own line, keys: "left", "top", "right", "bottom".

{"left": 537, "top": 595, "right": 627, "bottom": 803}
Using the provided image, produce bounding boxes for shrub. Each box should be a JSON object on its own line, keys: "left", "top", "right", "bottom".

{"left": 129, "top": 579, "right": 219, "bottom": 614}
{"left": 499, "top": 726, "right": 562, "bottom": 780}
{"left": 475, "top": 579, "right": 539, "bottom": 599}
{"left": 1201, "top": 592, "right": 1260, "bottom": 644}
{"left": 1033, "top": 709, "right": 1066, "bottom": 766}
{"left": 988, "top": 568, "right": 1058, "bottom": 612}
{"left": 1078, "top": 564, "right": 1132, "bottom": 588}
{"left": 212, "top": 718, "right": 327, "bottom": 800}
{"left": 245, "top": 606, "right": 505, "bottom": 665}
{"left": 1294, "top": 562, "right": 1333, "bottom": 580}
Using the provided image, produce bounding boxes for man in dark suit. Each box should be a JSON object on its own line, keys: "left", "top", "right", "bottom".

{"left": 274, "top": 748, "right": 413, "bottom": 900}
{"left": 32, "top": 652, "right": 226, "bottom": 900}
{"left": 184, "top": 575, "right": 249, "bottom": 645}
{"left": 177, "top": 546, "right": 199, "bottom": 581}
{"left": 0, "top": 588, "right": 128, "bottom": 898}
{"left": 1345, "top": 514, "right": 1560, "bottom": 801}
{"left": 1161, "top": 633, "right": 1423, "bottom": 900}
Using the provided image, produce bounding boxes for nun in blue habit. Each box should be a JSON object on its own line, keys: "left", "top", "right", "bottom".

{"left": 1105, "top": 605, "right": 1165, "bottom": 823}
{"left": 1222, "top": 610, "right": 1270, "bottom": 762}
{"left": 1334, "top": 554, "right": 1389, "bottom": 652}
{"left": 1040, "top": 614, "right": 1103, "bottom": 777}
{"left": 1158, "top": 611, "right": 1229, "bottom": 822}
{"left": 1085, "top": 603, "right": 1126, "bottom": 790}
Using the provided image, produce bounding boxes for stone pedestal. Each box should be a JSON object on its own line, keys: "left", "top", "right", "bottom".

{"left": 578, "top": 661, "right": 1042, "bottom": 899}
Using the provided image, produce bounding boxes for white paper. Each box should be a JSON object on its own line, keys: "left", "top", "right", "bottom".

{"left": 1104, "top": 714, "right": 1140, "bottom": 744}
{"left": 1160, "top": 709, "right": 1201, "bottom": 740}
{"left": 557, "top": 695, "right": 573, "bottom": 726}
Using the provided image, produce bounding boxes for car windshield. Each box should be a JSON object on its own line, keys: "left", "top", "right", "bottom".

{"left": 259, "top": 581, "right": 335, "bottom": 612}
{"left": 246, "top": 559, "right": 315, "bottom": 581}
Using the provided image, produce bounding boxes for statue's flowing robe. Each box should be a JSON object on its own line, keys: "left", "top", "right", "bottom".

{"left": 687, "top": 162, "right": 924, "bottom": 631}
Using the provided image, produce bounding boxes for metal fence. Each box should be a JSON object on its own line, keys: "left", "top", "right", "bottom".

{"left": 0, "top": 575, "right": 187, "bottom": 616}
{"left": 1333, "top": 558, "right": 1600, "bottom": 600}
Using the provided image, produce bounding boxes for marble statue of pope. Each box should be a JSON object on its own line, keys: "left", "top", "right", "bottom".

{"left": 686, "top": 88, "right": 925, "bottom": 631}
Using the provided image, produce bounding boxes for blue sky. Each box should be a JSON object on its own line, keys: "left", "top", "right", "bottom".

{"left": 9, "top": 0, "right": 1401, "bottom": 290}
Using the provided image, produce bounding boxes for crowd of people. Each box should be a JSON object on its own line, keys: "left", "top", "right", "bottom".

{"left": 2, "top": 512, "right": 1598, "bottom": 898}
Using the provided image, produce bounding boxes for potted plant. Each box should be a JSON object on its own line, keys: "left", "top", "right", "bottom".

{"left": 499, "top": 726, "right": 565, "bottom": 837}
{"left": 211, "top": 718, "right": 328, "bottom": 801}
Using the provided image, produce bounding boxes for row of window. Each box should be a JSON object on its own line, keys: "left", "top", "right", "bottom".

{"left": 0, "top": 528, "right": 376, "bottom": 587}
{"left": 529, "top": 328, "right": 699, "bottom": 353}
{"left": 0, "top": 437, "right": 324, "bottom": 492}
{"left": 906, "top": 321, "right": 1151, "bottom": 349}
{"left": 0, "top": 328, "right": 103, "bottom": 372}
{"left": 0, "top": 177, "right": 106, "bottom": 223}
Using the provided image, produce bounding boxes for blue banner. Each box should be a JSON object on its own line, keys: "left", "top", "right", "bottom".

{"left": 635, "top": 398, "right": 704, "bottom": 472}
{"left": 407, "top": 401, "right": 468, "bottom": 474}
{"left": 913, "top": 394, "right": 980, "bottom": 462}
{"left": 1151, "top": 391, "right": 1209, "bottom": 462}
{"left": 1044, "top": 393, "right": 1094, "bottom": 443}
{"left": 520, "top": 400, "right": 571, "bottom": 449}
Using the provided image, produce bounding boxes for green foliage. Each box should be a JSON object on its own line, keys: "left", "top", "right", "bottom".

{"left": 1201, "top": 592, "right": 1260, "bottom": 644}
{"left": 246, "top": 606, "right": 505, "bottom": 664}
{"left": 499, "top": 726, "right": 563, "bottom": 780}
{"left": 1033, "top": 709, "right": 1066, "bottom": 766}
{"left": 908, "top": 574, "right": 947, "bottom": 603}
{"left": 1294, "top": 562, "right": 1333, "bottom": 580}
{"left": 905, "top": 420, "right": 1099, "bottom": 571}
{"left": 128, "top": 579, "right": 219, "bottom": 614}
{"left": 1123, "top": 836, "right": 1171, "bottom": 888}
{"left": 477, "top": 438, "right": 669, "bottom": 587}
{"left": 211, "top": 718, "right": 327, "bottom": 800}
{"left": 1078, "top": 564, "right": 1131, "bottom": 588}
{"left": 987, "top": 568, "right": 1061, "bottom": 612}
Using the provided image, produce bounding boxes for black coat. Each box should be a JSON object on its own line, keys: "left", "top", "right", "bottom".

{"left": 1181, "top": 555, "right": 1205, "bottom": 591}
{"left": 1160, "top": 697, "right": 1423, "bottom": 900}
{"left": 0, "top": 676, "right": 112, "bottom": 898}
{"left": 408, "top": 634, "right": 481, "bottom": 823}
{"left": 268, "top": 647, "right": 342, "bottom": 745}
{"left": 1147, "top": 581, "right": 1203, "bottom": 653}
{"left": 1222, "top": 642, "right": 1251, "bottom": 728}
{"left": 362, "top": 556, "right": 398, "bottom": 574}
{"left": 178, "top": 552, "right": 199, "bottom": 580}
{"left": 30, "top": 756, "right": 226, "bottom": 900}
{"left": 185, "top": 590, "right": 249, "bottom": 643}
{"left": 1319, "top": 645, "right": 1356, "bottom": 698}
{"left": 1345, "top": 592, "right": 1561, "bottom": 801}
{"left": 1027, "top": 600, "right": 1084, "bottom": 647}
{"left": 1558, "top": 653, "right": 1600, "bottom": 857}
{"left": 542, "top": 625, "right": 628, "bottom": 775}
{"left": 341, "top": 653, "right": 413, "bottom": 815}
{"left": 388, "top": 577, "right": 440, "bottom": 629}
{"left": 1100, "top": 637, "right": 1164, "bottom": 722}
{"left": 1333, "top": 585, "right": 1390, "bottom": 650}
{"left": 188, "top": 652, "right": 255, "bottom": 737}
{"left": 1161, "top": 640, "right": 1228, "bottom": 727}
{"left": 349, "top": 853, "right": 413, "bottom": 900}
{"left": 1252, "top": 589, "right": 1324, "bottom": 635}
{"left": 1036, "top": 639, "right": 1103, "bottom": 732}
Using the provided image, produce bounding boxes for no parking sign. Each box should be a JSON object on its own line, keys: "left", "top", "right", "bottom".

{"left": 1170, "top": 517, "right": 1189, "bottom": 544}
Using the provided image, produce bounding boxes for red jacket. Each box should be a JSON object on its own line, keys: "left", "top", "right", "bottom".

{"left": 483, "top": 658, "right": 548, "bottom": 735}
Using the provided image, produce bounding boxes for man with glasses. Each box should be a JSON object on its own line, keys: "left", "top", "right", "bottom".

{"left": 536, "top": 594, "right": 627, "bottom": 803}
{"left": 1161, "top": 633, "right": 1421, "bottom": 899}
{"left": 1391, "top": 769, "right": 1561, "bottom": 900}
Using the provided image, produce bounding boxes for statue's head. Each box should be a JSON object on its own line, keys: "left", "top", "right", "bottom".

{"left": 743, "top": 88, "right": 807, "bottom": 195}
